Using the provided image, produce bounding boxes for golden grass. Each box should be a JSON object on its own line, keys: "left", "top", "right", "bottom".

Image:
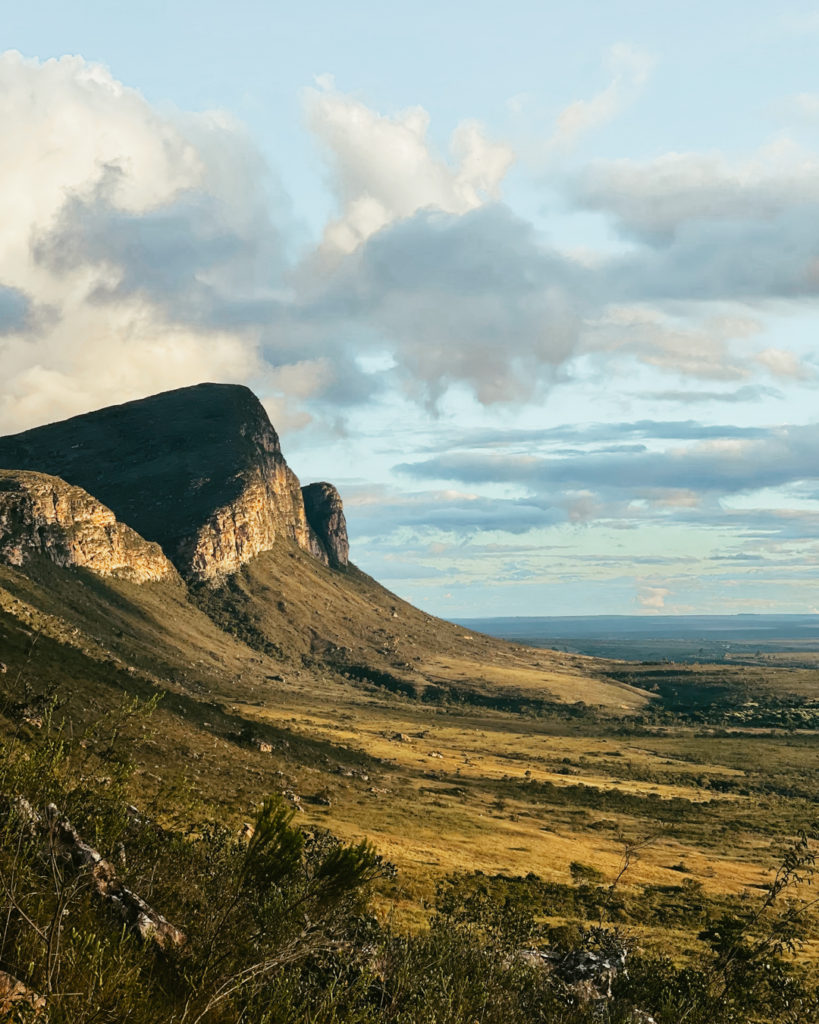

{"left": 419, "top": 654, "right": 650, "bottom": 709}
{"left": 1, "top": 552, "right": 814, "bottom": 949}
{"left": 244, "top": 686, "right": 770, "bottom": 902}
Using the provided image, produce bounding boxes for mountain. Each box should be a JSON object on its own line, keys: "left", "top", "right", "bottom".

{"left": 3, "top": 390, "right": 819, "bottom": 1024}
{"left": 0, "top": 383, "right": 347, "bottom": 579}
{"left": 0, "top": 385, "right": 650, "bottom": 812}
{"left": 0, "top": 383, "right": 648, "bottom": 709}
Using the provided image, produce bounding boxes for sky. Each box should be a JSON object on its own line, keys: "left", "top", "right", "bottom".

{"left": 2, "top": 1, "right": 819, "bottom": 617}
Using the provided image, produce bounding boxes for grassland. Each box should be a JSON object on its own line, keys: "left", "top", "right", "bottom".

{"left": 2, "top": 545, "right": 819, "bottom": 969}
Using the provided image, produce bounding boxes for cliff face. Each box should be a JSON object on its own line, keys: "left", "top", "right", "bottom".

{"left": 177, "top": 458, "right": 325, "bottom": 578}
{"left": 302, "top": 482, "right": 349, "bottom": 569}
{"left": 0, "top": 471, "right": 177, "bottom": 582}
{"left": 0, "top": 384, "right": 348, "bottom": 581}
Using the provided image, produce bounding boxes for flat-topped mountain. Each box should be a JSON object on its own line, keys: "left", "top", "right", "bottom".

{"left": 0, "top": 383, "right": 347, "bottom": 579}
{"left": 0, "top": 382, "right": 646, "bottom": 716}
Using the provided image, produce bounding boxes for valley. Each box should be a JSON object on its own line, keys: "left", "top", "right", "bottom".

{"left": 1, "top": 384, "right": 818, "bottom": 1022}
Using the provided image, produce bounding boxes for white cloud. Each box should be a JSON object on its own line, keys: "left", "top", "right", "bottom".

{"left": 0, "top": 51, "right": 815, "bottom": 440}
{"left": 304, "top": 83, "right": 514, "bottom": 252}
{"left": 583, "top": 307, "right": 762, "bottom": 380}
{"left": 637, "top": 586, "right": 670, "bottom": 611}
{"left": 0, "top": 50, "right": 273, "bottom": 432}
{"left": 753, "top": 347, "right": 813, "bottom": 380}
{"left": 575, "top": 139, "right": 819, "bottom": 240}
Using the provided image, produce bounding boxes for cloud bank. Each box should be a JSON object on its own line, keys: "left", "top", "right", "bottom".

{"left": 3, "top": 50, "right": 819, "bottom": 437}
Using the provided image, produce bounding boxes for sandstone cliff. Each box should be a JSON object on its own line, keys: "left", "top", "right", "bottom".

{"left": 0, "top": 384, "right": 348, "bottom": 581}
{"left": 0, "top": 470, "right": 176, "bottom": 582}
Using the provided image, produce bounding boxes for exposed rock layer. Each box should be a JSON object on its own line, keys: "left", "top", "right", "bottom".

{"left": 0, "top": 384, "right": 348, "bottom": 580}
{"left": 0, "top": 470, "right": 176, "bottom": 582}
{"left": 302, "top": 482, "right": 349, "bottom": 568}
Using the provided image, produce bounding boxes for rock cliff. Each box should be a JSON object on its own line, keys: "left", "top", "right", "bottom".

{"left": 0, "top": 470, "right": 176, "bottom": 582}
{"left": 302, "top": 482, "right": 349, "bottom": 568}
{"left": 0, "top": 384, "right": 348, "bottom": 580}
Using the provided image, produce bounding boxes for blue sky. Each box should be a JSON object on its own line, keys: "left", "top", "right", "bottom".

{"left": 2, "top": 2, "right": 819, "bottom": 616}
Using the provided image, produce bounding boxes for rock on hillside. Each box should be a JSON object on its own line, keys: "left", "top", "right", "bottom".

{"left": 0, "top": 384, "right": 348, "bottom": 580}
{"left": 0, "top": 470, "right": 176, "bottom": 583}
{"left": 302, "top": 482, "right": 349, "bottom": 569}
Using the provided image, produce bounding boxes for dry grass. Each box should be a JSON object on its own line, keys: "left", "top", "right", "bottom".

{"left": 0, "top": 547, "right": 815, "bottom": 945}
{"left": 418, "top": 653, "right": 649, "bottom": 709}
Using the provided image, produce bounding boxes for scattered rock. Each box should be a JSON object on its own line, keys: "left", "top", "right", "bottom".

{"left": 0, "top": 971, "right": 46, "bottom": 1016}
{"left": 520, "top": 939, "right": 630, "bottom": 1002}
{"left": 19, "top": 801, "right": 185, "bottom": 951}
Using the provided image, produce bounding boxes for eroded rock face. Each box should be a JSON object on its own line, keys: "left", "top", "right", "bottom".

{"left": 0, "top": 383, "right": 346, "bottom": 580}
{"left": 302, "top": 482, "right": 349, "bottom": 568}
{"left": 0, "top": 471, "right": 176, "bottom": 582}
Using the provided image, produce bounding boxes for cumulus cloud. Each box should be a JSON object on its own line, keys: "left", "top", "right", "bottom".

{"left": 567, "top": 140, "right": 819, "bottom": 312}
{"left": 0, "top": 50, "right": 816, "bottom": 439}
{"left": 305, "top": 81, "right": 514, "bottom": 252}
{"left": 574, "top": 140, "right": 819, "bottom": 242}
{"left": 299, "top": 204, "right": 584, "bottom": 405}
{"left": 0, "top": 50, "right": 274, "bottom": 431}
{"left": 753, "top": 347, "right": 813, "bottom": 379}
{"left": 637, "top": 586, "right": 670, "bottom": 611}
{"left": 0, "top": 53, "right": 581, "bottom": 429}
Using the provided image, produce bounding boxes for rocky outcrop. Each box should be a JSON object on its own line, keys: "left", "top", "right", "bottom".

{"left": 0, "top": 470, "right": 177, "bottom": 582}
{"left": 302, "top": 482, "right": 349, "bottom": 568}
{"left": 0, "top": 383, "right": 348, "bottom": 581}
{"left": 0, "top": 971, "right": 45, "bottom": 1016}
{"left": 9, "top": 798, "right": 185, "bottom": 951}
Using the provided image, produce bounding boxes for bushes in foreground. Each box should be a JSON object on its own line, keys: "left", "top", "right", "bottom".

{"left": 0, "top": 700, "right": 818, "bottom": 1022}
